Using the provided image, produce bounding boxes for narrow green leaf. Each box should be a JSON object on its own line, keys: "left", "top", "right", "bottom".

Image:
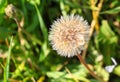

{"left": 39, "top": 42, "right": 50, "bottom": 62}
{"left": 60, "top": 0, "right": 67, "bottom": 16}
{"left": 4, "top": 36, "right": 13, "bottom": 82}
{"left": 34, "top": 3, "right": 50, "bottom": 62}
{"left": 34, "top": 3, "right": 48, "bottom": 41}
{"left": 101, "top": 6, "right": 120, "bottom": 14}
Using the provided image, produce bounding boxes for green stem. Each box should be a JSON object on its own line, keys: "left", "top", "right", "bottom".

{"left": 4, "top": 37, "right": 13, "bottom": 82}
{"left": 14, "top": 18, "right": 42, "bottom": 45}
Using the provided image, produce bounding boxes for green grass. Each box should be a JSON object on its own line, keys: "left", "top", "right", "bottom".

{"left": 4, "top": 37, "right": 13, "bottom": 82}
{"left": 0, "top": 0, "right": 120, "bottom": 82}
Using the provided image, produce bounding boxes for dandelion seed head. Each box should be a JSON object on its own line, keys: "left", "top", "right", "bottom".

{"left": 5, "top": 4, "right": 17, "bottom": 18}
{"left": 49, "top": 15, "right": 90, "bottom": 57}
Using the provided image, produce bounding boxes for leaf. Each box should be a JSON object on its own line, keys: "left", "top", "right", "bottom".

{"left": 96, "top": 20, "right": 118, "bottom": 45}
{"left": 60, "top": 0, "right": 67, "bottom": 16}
{"left": 27, "top": 0, "right": 40, "bottom": 5}
{"left": 39, "top": 42, "right": 50, "bottom": 62}
{"left": 69, "top": 65, "right": 88, "bottom": 78}
{"left": 90, "top": 79, "right": 100, "bottom": 82}
{"left": 47, "top": 71, "right": 66, "bottom": 79}
{"left": 95, "top": 64, "right": 109, "bottom": 81}
{"left": 47, "top": 65, "right": 90, "bottom": 82}
{"left": 0, "top": 27, "right": 15, "bottom": 39}
{"left": 12, "top": 62, "right": 25, "bottom": 78}
{"left": 95, "top": 20, "right": 118, "bottom": 64}
{"left": 101, "top": 6, "right": 120, "bottom": 14}
{"left": 34, "top": 3, "right": 50, "bottom": 62}
{"left": 114, "top": 65, "right": 120, "bottom": 76}
{"left": 101, "top": 21, "right": 115, "bottom": 37}
{"left": 4, "top": 37, "right": 13, "bottom": 82}
{"left": 26, "top": 14, "right": 38, "bottom": 32}
{"left": 0, "top": 0, "right": 7, "bottom": 13}
{"left": 68, "top": 65, "right": 89, "bottom": 82}
{"left": 34, "top": 4, "right": 48, "bottom": 41}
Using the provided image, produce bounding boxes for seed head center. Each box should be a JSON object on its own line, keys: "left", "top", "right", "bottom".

{"left": 62, "top": 29, "right": 78, "bottom": 42}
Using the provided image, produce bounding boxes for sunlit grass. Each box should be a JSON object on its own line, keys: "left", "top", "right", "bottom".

{"left": 4, "top": 37, "right": 13, "bottom": 82}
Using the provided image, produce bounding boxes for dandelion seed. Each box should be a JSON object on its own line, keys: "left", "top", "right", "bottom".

{"left": 49, "top": 15, "right": 90, "bottom": 57}
{"left": 5, "top": 4, "right": 17, "bottom": 18}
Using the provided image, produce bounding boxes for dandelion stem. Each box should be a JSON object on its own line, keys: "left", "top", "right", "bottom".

{"left": 14, "top": 17, "right": 42, "bottom": 45}
{"left": 77, "top": 54, "right": 106, "bottom": 82}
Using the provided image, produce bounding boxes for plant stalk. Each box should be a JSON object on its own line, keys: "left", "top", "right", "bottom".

{"left": 4, "top": 37, "right": 13, "bottom": 82}
{"left": 77, "top": 54, "right": 106, "bottom": 82}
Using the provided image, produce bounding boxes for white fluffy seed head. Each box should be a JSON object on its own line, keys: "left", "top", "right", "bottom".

{"left": 5, "top": 4, "right": 17, "bottom": 18}
{"left": 49, "top": 14, "right": 90, "bottom": 57}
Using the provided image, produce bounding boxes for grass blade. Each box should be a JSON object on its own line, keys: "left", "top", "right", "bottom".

{"left": 4, "top": 37, "right": 13, "bottom": 82}
{"left": 34, "top": 3, "right": 48, "bottom": 41}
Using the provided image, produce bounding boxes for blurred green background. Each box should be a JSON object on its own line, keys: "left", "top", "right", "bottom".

{"left": 0, "top": 0, "right": 120, "bottom": 82}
